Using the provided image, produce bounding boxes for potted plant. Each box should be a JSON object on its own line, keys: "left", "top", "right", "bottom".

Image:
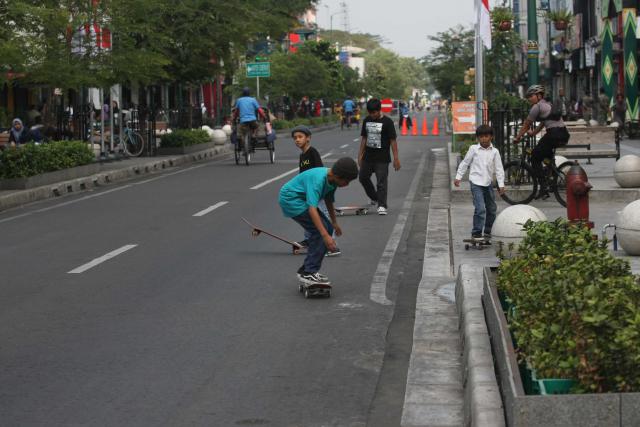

{"left": 547, "top": 8, "right": 573, "bottom": 31}
{"left": 492, "top": 6, "right": 514, "bottom": 31}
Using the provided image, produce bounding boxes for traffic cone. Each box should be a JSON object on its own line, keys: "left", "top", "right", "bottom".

{"left": 431, "top": 117, "right": 440, "bottom": 136}
{"left": 422, "top": 114, "right": 429, "bottom": 136}
{"left": 411, "top": 117, "right": 418, "bottom": 136}
{"left": 401, "top": 117, "right": 408, "bottom": 136}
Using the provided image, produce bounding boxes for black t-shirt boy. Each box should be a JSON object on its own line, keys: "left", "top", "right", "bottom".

{"left": 360, "top": 115, "right": 397, "bottom": 163}
{"left": 299, "top": 146, "right": 323, "bottom": 173}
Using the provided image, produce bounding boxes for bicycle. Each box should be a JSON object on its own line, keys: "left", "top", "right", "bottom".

{"left": 115, "top": 124, "right": 144, "bottom": 157}
{"left": 501, "top": 139, "right": 574, "bottom": 207}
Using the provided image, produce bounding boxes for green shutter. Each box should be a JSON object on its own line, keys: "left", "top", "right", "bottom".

{"left": 624, "top": 9, "right": 638, "bottom": 120}
{"left": 614, "top": 0, "right": 623, "bottom": 13}
{"left": 602, "top": 0, "right": 609, "bottom": 18}
{"left": 602, "top": 18, "right": 614, "bottom": 103}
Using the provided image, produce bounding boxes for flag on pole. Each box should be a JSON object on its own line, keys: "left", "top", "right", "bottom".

{"left": 479, "top": 0, "right": 492, "bottom": 50}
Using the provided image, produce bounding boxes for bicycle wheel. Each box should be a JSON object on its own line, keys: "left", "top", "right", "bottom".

{"left": 124, "top": 131, "right": 144, "bottom": 157}
{"left": 234, "top": 144, "right": 240, "bottom": 164}
{"left": 501, "top": 161, "right": 537, "bottom": 205}
{"left": 551, "top": 167, "right": 567, "bottom": 207}
{"left": 269, "top": 141, "right": 275, "bottom": 163}
{"left": 242, "top": 132, "right": 251, "bottom": 166}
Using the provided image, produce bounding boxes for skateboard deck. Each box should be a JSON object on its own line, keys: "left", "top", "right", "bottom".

{"left": 298, "top": 279, "right": 332, "bottom": 298}
{"left": 463, "top": 238, "right": 492, "bottom": 250}
{"left": 242, "top": 217, "right": 306, "bottom": 254}
{"left": 335, "top": 205, "right": 369, "bottom": 216}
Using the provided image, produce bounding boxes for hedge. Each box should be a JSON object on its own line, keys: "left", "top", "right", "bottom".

{"left": 0, "top": 141, "right": 95, "bottom": 179}
{"left": 272, "top": 115, "right": 340, "bottom": 131}
{"left": 497, "top": 219, "right": 640, "bottom": 393}
{"left": 159, "top": 129, "right": 210, "bottom": 147}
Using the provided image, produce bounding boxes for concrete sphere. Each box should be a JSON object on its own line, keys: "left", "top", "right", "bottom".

{"left": 212, "top": 129, "right": 227, "bottom": 145}
{"left": 617, "top": 200, "right": 640, "bottom": 255}
{"left": 614, "top": 155, "right": 640, "bottom": 188}
{"left": 554, "top": 155, "right": 568, "bottom": 168}
{"left": 492, "top": 205, "right": 547, "bottom": 258}
{"left": 222, "top": 124, "right": 233, "bottom": 136}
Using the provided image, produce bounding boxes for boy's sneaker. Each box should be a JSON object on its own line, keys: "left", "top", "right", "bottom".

{"left": 377, "top": 206, "right": 388, "bottom": 215}
{"left": 483, "top": 233, "right": 492, "bottom": 240}
{"left": 297, "top": 239, "right": 309, "bottom": 248}
{"left": 325, "top": 248, "right": 341, "bottom": 257}
{"left": 299, "top": 272, "right": 331, "bottom": 285}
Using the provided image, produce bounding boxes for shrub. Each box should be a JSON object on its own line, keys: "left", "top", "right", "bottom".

{"left": 160, "top": 129, "right": 210, "bottom": 147}
{"left": 459, "top": 140, "right": 476, "bottom": 157}
{"left": 273, "top": 120, "right": 291, "bottom": 130}
{"left": 0, "top": 140, "right": 95, "bottom": 179}
{"left": 497, "top": 219, "right": 640, "bottom": 393}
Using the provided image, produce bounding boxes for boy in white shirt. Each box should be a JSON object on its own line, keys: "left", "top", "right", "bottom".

{"left": 454, "top": 125, "right": 506, "bottom": 240}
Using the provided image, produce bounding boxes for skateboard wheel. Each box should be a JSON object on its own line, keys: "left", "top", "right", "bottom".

{"left": 299, "top": 284, "right": 304, "bottom": 293}
{"left": 251, "top": 230, "right": 259, "bottom": 237}
{"left": 304, "top": 289, "right": 310, "bottom": 299}
{"left": 326, "top": 290, "right": 331, "bottom": 298}
{"left": 465, "top": 244, "right": 469, "bottom": 250}
{"left": 293, "top": 249, "right": 299, "bottom": 255}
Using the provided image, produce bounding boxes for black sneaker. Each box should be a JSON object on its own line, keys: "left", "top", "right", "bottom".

{"left": 297, "top": 239, "right": 309, "bottom": 248}
{"left": 472, "top": 233, "right": 484, "bottom": 242}
{"left": 483, "top": 233, "right": 492, "bottom": 240}
{"left": 299, "top": 272, "right": 330, "bottom": 285}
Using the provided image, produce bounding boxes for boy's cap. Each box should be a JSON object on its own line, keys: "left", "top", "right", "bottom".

{"left": 291, "top": 125, "right": 312, "bottom": 137}
{"left": 332, "top": 157, "right": 358, "bottom": 180}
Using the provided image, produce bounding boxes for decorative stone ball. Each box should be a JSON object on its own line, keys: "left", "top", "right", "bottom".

{"left": 554, "top": 155, "right": 568, "bottom": 168}
{"left": 492, "top": 205, "right": 547, "bottom": 258}
{"left": 212, "top": 129, "right": 227, "bottom": 145}
{"left": 617, "top": 200, "right": 640, "bottom": 255}
{"left": 613, "top": 155, "right": 640, "bottom": 188}
{"left": 222, "top": 124, "right": 233, "bottom": 136}
{"left": 201, "top": 125, "right": 214, "bottom": 137}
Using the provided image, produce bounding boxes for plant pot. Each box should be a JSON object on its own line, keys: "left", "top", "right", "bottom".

{"left": 499, "top": 20, "right": 512, "bottom": 31}
{"left": 554, "top": 20, "right": 568, "bottom": 31}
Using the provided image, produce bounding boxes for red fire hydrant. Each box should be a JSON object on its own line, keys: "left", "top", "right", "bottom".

{"left": 566, "top": 163, "right": 594, "bottom": 228}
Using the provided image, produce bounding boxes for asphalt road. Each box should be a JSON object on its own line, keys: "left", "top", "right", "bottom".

{"left": 0, "top": 112, "right": 447, "bottom": 426}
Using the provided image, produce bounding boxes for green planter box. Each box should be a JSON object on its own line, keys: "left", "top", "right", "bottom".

{"left": 538, "top": 379, "right": 577, "bottom": 395}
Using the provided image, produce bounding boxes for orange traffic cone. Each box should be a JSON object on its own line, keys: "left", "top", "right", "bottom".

{"left": 422, "top": 114, "right": 429, "bottom": 136}
{"left": 411, "top": 117, "right": 418, "bottom": 136}
{"left": 401, "top": 117, "right": 408, "bottom": 136}
{"left": 431, "top": 117, "right": 440, "bottom": 136}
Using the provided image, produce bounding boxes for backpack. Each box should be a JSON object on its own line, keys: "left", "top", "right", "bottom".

{"left": 545, "top": 99, "right": 564, "bottom": 121}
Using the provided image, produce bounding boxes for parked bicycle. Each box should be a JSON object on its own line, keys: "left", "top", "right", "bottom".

{"left": 501, "top": 139, "right": 574, "bottom": 207}
{"left": 115, "top": 122, "right": 145, "bottom": 157}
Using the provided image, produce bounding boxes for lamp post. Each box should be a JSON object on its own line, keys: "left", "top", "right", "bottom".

{"left": 527, "top": 0, "right": 539, "bottom": 86}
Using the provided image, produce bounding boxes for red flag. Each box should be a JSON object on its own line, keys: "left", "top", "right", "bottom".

{"left": 479, "top": 0, "right": 491, "bottom": 50}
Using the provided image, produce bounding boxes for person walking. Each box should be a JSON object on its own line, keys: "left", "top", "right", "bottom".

{"left": 454, "top": 125, "right": 505, "bottom": 240}
{"left": 597, "top": 88, "right": 610, "bottom": 125}
{"left": 612, "top": 93, "right": 627, "bottom": 138}
{"left": 358, "top": 98, "right": 401, "bottom": 215}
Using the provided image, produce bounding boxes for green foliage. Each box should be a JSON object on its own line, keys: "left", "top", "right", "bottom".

{"left": 459, "top": 140, "right": 476, "bottom": 157}
{"left": 159, "top": 129, "right": 210, "bottom": 147}
{"left": 485, "top": 27, "right": 522, "bottom": 108}
{"left": 316, "top": 29, "right": 383, "bottom": 52}
{"left": 497, "top": 219, "right": 640, "bottom": 393}
{"left": 363, "top": 49, "right": 425, "bottom": 99}
{"left": 0, "top": 141, "right": 95, "bottom": 179}
{"left": 491, "top": 6, "right": 514, "bottom": 25}
{"left": 547, "top": 8, "right": 573, "bottom": 24}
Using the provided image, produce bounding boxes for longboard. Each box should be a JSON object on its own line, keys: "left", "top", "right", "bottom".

{"left": 242, "top": 217, "right": 306, "bottom": 254}
{"left": 298, "top": 279, "right": 332, "bottom": 298}
{"left": 463, "top": 238, "right": 492, "bottom": 251}
{"left": 335, "top": 205, "right": 369, "bottom": 216}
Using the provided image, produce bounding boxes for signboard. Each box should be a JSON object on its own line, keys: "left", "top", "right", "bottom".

{"left": 246, "top": 62, "right": 270, "bottom": 78}
{"left": 452, "top": 101, "right": 478, "bottom": 134}
{"left": 381, "top": 98, "right": 393, "bottom": 113}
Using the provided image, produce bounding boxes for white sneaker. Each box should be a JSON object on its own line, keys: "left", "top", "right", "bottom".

{"left": 377, "top": 206, "right": 388, "bottom": 215}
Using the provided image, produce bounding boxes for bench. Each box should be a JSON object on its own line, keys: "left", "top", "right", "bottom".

{"left": 553, "top": 125, "right": 620, "bottom": 163}
{"left": 0, "top": 132, "right": 9, "bottom": 149}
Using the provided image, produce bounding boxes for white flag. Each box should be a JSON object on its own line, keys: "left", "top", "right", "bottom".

{"left": 479, "top": 0, "right": 492, "bottom": 50}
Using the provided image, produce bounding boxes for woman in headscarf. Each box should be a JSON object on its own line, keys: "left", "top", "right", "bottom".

{"left": 8, "top": 118, "right": 31, "bottom": 146}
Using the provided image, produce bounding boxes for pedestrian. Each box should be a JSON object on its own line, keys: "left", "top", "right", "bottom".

{"left": 279, "top": 157, "right": 359, "bottom": 285}
{"left": 8, "top": 118, "right": 31, "bottom": 146}
{"left": 598, "top": 88, "right": 610, "bottom": 125}
{"left": 553, "top": 88, "right": 570, "bottom": 121}
{"left": 454, "top": 125, "right": 505, "bottom": 241}
{"left": 358, "top": 98, "right": 401, "bottom": 215}
{"left": 291, "top": 124, "right": 340, "bottom": 256}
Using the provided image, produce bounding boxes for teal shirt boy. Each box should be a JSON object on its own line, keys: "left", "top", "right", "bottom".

{"left": 279, "top": 168, "right": 336, "bottom": 217}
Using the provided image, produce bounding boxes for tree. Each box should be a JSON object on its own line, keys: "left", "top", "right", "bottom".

{"left": 422, "top": 25, "right": 475, "bottom": 100}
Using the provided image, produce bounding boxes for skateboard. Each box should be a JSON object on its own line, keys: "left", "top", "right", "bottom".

{"left": 298, "top": 279, "right": 332, "bottom": 298}
{"left": 242, "top": 217, "right": 306, "bottom": 255}
{"left": 335, "top": 205, "right": 369, "bottom": 216}
{"left": 463, "top": 238, "right": 492, "bottom": 250}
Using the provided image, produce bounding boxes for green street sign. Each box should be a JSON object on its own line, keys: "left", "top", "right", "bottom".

{"left": 255, "top": 56, "right": 269, "bottom": 62}
{"left": 247, "top": 62, "right": 270, "bottom": 78}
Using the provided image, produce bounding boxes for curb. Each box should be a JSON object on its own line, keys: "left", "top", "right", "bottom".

{"left": 455, "top": 264, "right": 506, "bottom": 427}
{"left": 447, "top": 142, "right": 640, "bottom": 203}
{"left": 0, "top": 143, "right": 233, "bottom": 213}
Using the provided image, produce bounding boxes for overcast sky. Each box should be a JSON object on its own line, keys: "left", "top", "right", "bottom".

{"left": 316, "top": 0, "right": 492, "bottom": 58}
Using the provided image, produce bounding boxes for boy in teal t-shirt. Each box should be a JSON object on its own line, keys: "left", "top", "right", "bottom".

{"left": 279, "top": 157, "right": 359, "bottom": 285}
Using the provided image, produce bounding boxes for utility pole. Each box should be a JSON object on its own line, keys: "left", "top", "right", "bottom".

{"left": 527, "top": 0, "right": 539, "bottom": 86}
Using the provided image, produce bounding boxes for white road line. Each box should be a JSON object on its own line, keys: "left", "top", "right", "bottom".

{"left": 68, "top": 244, "right": 138, "bottom": 274}
{"left": 251, "top": 152, "right": 332, "bottom": 190}
{"left": 193, "top": 201, "right": 229, "bottom": 217}
{"left": 340, "top": 144, "right": 349, "bottom": 148}
{"left": 369, "top": 152, "right": 427, "bottom": 306}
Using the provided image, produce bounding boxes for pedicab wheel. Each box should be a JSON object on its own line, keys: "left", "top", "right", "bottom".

{"left": 269, "top": 142, "right": 275, "bottom": 163}
{"left": 234, "top": 147, "right": 240, "bottom": 165}
{"left": 242, "top": 133, "right": 251, "bottom": 166}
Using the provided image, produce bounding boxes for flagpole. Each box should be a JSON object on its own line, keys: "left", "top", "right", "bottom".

{"left": 475, "top": 1, "right": 484, "bottom": 126}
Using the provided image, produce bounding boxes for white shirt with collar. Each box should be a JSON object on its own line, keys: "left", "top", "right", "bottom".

{"left": 455, "top": 143, "right": 505, "bottom": 188}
